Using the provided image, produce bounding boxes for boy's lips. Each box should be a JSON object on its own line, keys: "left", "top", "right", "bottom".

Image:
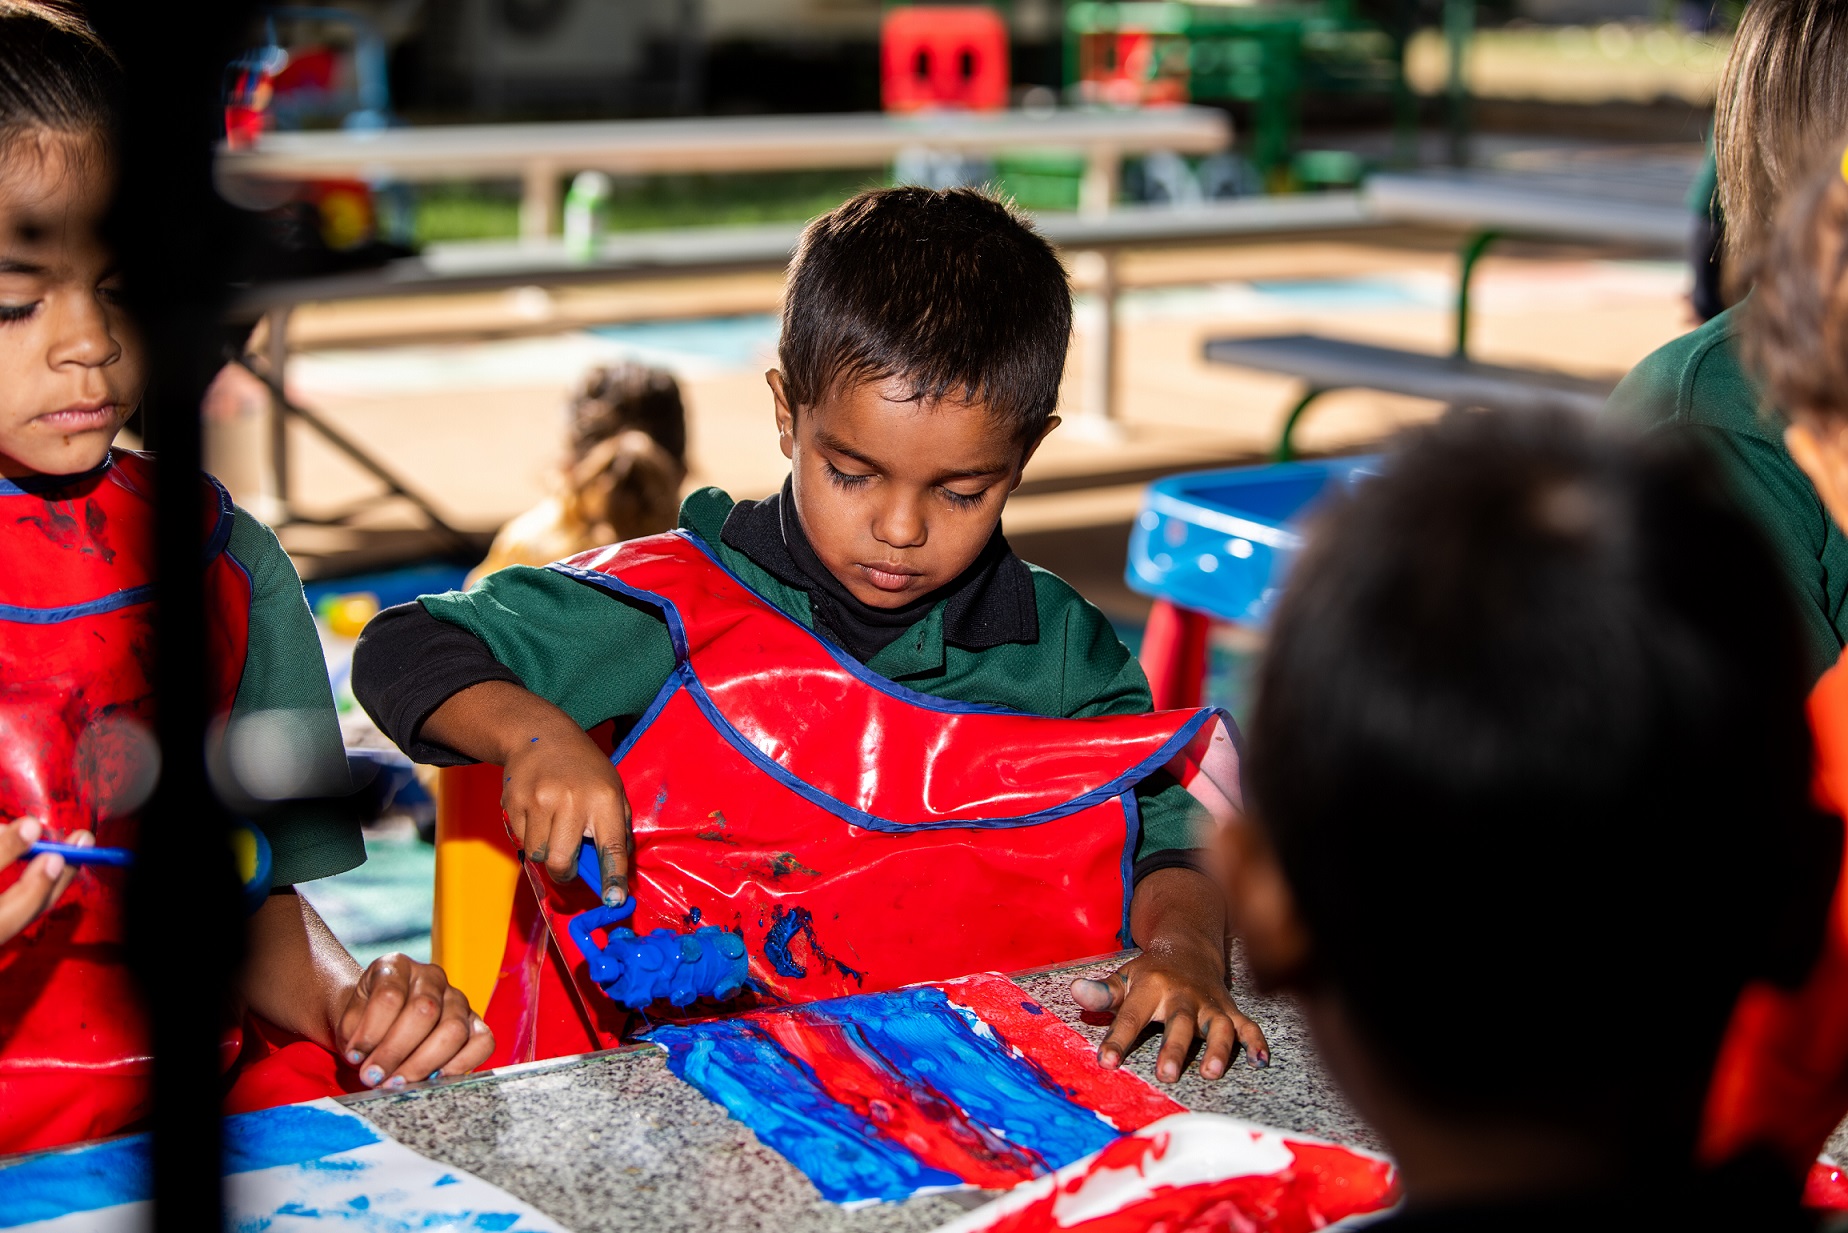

{"left": 859, "top": 562, "right": 923, "bottom": 592}
{"left": 36, "top": 401, "right": 118, "bottom": 433}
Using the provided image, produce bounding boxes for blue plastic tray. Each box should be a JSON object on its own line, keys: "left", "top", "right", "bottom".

{"left": 1125, "top": 457, "right": 1378, "bottom": 627}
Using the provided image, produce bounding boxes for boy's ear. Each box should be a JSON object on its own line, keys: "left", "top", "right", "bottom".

{"left": 1008, "top": 415, "right": 1061, "bottom": 491}
{"left": 1217, "top": 812, "right": 1313, "bottom": 992}
{"left": 767, "top": 369, "right": 796, "bottom": 462}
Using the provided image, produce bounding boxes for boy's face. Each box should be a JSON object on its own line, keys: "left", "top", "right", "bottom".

{"left": 0, "top": 131, "right": 143, "bottom": 479}
{"left": 770, "top": 370, "right": 1055, "bottom": 609}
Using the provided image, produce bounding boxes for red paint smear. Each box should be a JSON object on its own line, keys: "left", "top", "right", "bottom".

{"left": 1804, "top": 1160, "right": 1848, "bottom": 1210}
{"left": 938, "top": 974, "right": 1187, "bottom": 1131}
{"left": 755, "top": 1012, "right": 1048, "bottom": 1191}
{"left": 982, "top": 1138, "right": 1399, "bottom": 1233}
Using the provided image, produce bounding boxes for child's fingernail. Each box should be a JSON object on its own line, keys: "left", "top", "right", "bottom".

{"left": 1099, "top": 1049, "right": 1118, "bottom": 1067}
{"left": 72, "top": 832, "right": 93, "bottom": 849}
{"left": 42, "top": 853, "right": 63, "bottom": 879}
{"left": 1254, "top": 1052, "right": 1271, "bottom": 1069}
{"left": 346, "top": 1050, "right": 364, "bottom": 1065}
{"left": 603, "top": 876, "right": 628, "bottom": 907}
{"left": 363, "top": 1066, "right": 384, "bottom": 1086}
{"left": 384, "top": 1075, "right": 406, "bottom": 1090}
{"left": 428, "top": 1070, "right": 444, "bottom": 1082}
{"left": 18, "top": 818, "right": 41, "bottom": 843}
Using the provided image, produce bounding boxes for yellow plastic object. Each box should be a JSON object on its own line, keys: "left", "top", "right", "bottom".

{"left": 431, "top": 763, "right": 522, "bottom": 1015}
{"left": 316, "top": 591, "right": 380, "bottom": 639}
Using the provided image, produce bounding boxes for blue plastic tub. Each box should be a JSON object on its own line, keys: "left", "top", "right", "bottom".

{"left": 1125, "top": 457, "right": 1379, "bottom": 627}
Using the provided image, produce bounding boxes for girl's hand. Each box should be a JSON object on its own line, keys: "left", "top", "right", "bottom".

{"left": 0, "top": 818, "right": 86, "bottom": 944}
{"left": 334, "top": 953, "right": 493, "bottom": 1089}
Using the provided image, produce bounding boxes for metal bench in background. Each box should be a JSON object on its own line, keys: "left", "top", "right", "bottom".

{"left": 1204, "top": 165, "right": 1691, "bottom": 460}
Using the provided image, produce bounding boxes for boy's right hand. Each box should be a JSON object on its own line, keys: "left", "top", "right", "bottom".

{"left": 503, "top": 723, "right": 633, "bottom": 905}
{"left": 0, "top": 818, "right": 85, "bottom": 944}
{"left": 421, "top": 680, "right": 633, "bottom": 906}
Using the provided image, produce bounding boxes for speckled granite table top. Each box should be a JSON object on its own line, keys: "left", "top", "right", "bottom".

{"left": 346, "top": 949, "right": 1375, "bottom": 1233}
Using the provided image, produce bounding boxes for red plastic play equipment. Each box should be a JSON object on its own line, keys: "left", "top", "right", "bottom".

{"left": 881, "top": 5, "right": 1009, "bottom": 113}
{"left": 452, "top": 530, "right": 1239, "bottom": 1063}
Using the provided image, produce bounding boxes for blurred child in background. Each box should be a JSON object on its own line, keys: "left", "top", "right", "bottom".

{"left": 468, "top": 362, "right": 687, "bottom": 583}
{"left": 1606, "top": 0, "right": 1848, "bottom": 680}
{"left": 1224, "top": 409, "right": 1829, "bottom": 1229}
{"left": 0, "top": 1, "right": 490, "bottom": 1152}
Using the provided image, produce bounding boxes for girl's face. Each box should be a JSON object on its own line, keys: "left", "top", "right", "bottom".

{"left": 0, "top": 130, "right": 141, "bottom": 479}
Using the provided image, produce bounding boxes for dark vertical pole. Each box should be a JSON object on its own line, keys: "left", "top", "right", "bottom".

{"left": 85, "top": 3, "right": 254, "bottom": 1228}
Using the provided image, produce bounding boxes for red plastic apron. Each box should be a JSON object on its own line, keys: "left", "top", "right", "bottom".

{"left": 0, "top": 450, "right": 252, "bottom": 1152}
{"left": 1702, "top": 650, "right": 1848, "bottom": 1185}
{"left": 494, "top": 531, "right": 1240, "bottom": 1056}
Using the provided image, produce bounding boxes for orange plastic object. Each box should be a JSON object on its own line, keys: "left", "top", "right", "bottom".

{"left": 881, "top": 6, "right": 1008, "bottom": 112}
{"left": 1139, "top": 599, "right": 1211, "bottom": 711}
{"left": 1701, "top": 652, "right": 1848, "bottom": 1176}
{"left": 432, "top": 761, "right": 521, "bottom": 1016}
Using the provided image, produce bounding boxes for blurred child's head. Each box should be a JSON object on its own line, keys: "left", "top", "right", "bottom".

{"left": 0, "top": 2, "right": 134, "bottom": 480}
{"left": 566, "top": 361, "right": 687, "bottom": 470}
{"left": 770, "top": 186, "right": 1070, "bottom": 608}
{"left": 561, "top": 428, "right": 684, "bottom": 545}
{"left": 1227, "top": 410, "right": 1831, "bottom": 1198}
{"left": 1716, "top": 0, "right": 1848, "bottom": 270}
{"left": 1745, "top": 142, "right": 1848, "bottom": 532}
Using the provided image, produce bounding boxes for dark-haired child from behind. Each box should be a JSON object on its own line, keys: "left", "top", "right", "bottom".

{"left": 1222, "top": 408, "right": 1831, "bottom": 1229}
{"left": 355, "top": 187, "right": 1266, "bottom": 1078}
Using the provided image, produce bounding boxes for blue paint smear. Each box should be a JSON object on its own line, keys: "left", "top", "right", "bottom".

{"left": 652, "top": 1017, "right": 963, "bottom": 1203}
{"left": 0, "top": 1105, "right": 380, "bottom": 1227}
{"left": 845, "top": 989, "right": 1117, "bottom": 1164}
{"left": 649, "top": 986, "right": 1117, "bottom": 1205}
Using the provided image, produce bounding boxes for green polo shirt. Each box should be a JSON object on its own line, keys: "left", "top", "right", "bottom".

{"left": 420, "top": 486, "right": 1207, "bottom": 864}
{"left": 226, "top": 508, "right": 366, "bottom": 886}
{"left": 1604, "top": 304, "right": 1848, "bottom": 680}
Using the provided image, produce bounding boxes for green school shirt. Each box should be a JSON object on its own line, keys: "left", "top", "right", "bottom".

{"left": 419, "top": 486, "right": 1208, "bottom": 864}
{"left": 1604, "top": 304, "right": 1848, "bottom": 680}
{"left": 225, "top": 508, "right": 366, "bottom": 887}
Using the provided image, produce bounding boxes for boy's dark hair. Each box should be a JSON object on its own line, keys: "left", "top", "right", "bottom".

{"left": 567, "top": 362, "right": 687, "bottom": 467}
{"left": 1244, "top": 409, "right": 1836, "bottom": 1158}
{"left": 0, "top": 2, "right": 119, "bottom": 149}
{"left": 778, "top": 186, "right": 1071, "bottom": 439}
{"left": 1744, "top": 144, "right": 1848, "bottom": 421}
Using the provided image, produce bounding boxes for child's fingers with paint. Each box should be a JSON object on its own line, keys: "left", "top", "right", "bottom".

{"left": 334, "top": 953, "right": 494, "bottom": 1089}
{"left": 0, "top": 818, "right": 87, "bottom": 944}
{"left": 502, "top": 719, "right": 633, "bottom": 906}
{"left": 1071, "top": 953, "right": 1270, "bottom": 1083}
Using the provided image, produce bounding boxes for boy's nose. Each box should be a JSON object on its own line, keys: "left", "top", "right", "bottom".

{"left": 47, "top": 294, "right": 123, "bottom": 370}
{"left": 872, "top": 495, "right": 927, "bottom": 549}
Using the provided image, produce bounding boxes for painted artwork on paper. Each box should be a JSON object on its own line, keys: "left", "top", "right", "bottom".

{"left": 0, "top": 1098, "right": 571, "bottom": 1233}
{"left": 932, "top": 1112, "right": 1400, "bottom": 1233}
{"left": 646, "top": 972, "right": 1185, "bottom": 1205}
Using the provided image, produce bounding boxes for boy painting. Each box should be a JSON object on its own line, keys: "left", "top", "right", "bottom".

{"left": 355, "top": 188, "right": 1265, "bottom": 1080}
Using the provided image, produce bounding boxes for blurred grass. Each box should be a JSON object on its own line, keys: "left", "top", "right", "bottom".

{"left": 412, "top": 167, "right": 889, "bottom": 245}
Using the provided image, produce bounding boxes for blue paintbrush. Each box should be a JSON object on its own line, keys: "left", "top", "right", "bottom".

{"left": 21, "top": 841, "right": 134, "bottom": 868}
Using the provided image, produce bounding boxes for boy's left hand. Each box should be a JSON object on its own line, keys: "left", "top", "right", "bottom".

{"left": 335, "top": 953, "right": 494, "bottom": 1089}
{"left": 1072, "top": 947, "right": 1269, "bottom": 1083}
{"left": 1069, "top": 865, "right": 1269, "bottom": 1083}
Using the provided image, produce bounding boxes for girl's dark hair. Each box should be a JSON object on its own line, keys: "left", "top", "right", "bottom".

{"left": 0, "top": 2, "right": 120, "bottom": 148}
{"left": 1744, "top": 143, "right": 1848, "bottom": 421}
{"left": 1244, "top": 409, "right": 1836, "bottom": 1161}
{"left": 778, "top": 186, "right": 1071, "bottom": 438}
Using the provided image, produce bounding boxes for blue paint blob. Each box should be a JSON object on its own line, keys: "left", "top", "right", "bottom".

{"left": 1021, "top": 1001, "right": 1044, "bottom": 1015}
{"left": 651, "top": 1018, "right": 963, "bottom": 1203}
{"left": 763, "top": 904, "right": 864, "bottom": 985}
{"left": 687, "top": 906, "right": 702, "bottom": 925}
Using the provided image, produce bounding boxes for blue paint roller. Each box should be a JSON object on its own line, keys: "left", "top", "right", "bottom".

{"left": 564, "top": 840, "right": 749, "bottom": 1010}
